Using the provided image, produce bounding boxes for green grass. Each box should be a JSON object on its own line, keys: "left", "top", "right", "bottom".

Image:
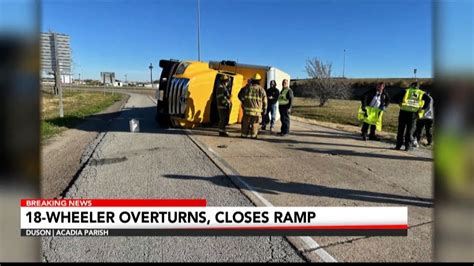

{"left": 292, "top": 98, "right": 400, "bottom": 133}
{"left": 41, "top": 91, "right": 123, "bottom": 140}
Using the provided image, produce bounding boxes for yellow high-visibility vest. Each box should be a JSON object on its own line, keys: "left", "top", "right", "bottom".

{"left": 400, "top": 88, "right": 425, "bottom": 112}
{"left": 278, "top": 88, "right": 290, "bottom": 105}
{"left": 358, "top": 106, "right": 384, "bottom": 131}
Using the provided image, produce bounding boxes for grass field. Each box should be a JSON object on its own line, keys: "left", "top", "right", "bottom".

{"left": 292, "top": 97, "right": 400, "bottom": 133}
{"left": 41, "top": 91, "right": 123, "bottom": 140}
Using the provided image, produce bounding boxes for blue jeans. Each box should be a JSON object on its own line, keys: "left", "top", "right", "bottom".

{"left": 263, "top": 103, "right": 277, "bottom": 129}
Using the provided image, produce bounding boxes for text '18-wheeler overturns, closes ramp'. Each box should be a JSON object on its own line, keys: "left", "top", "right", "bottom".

{"left": 156, "top": 60, "right": 290, "bottom": 128}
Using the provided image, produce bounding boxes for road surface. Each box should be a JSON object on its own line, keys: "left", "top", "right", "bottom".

{"left": 41, "top": 92, "right": 433, "bottom": 262}
{"left": 41, "top": 93, "right": 304, "bottom": 262}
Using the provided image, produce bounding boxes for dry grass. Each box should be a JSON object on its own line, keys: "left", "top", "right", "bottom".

{"left": 41, "top": 91, "right": 123, "bottom": 140}
{"left": 292, "top": 97, "right": 400, "bottom": 133}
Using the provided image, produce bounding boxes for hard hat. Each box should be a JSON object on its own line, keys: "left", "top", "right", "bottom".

{"left": 252, "top": 73, "right": 262, "bottom": 81}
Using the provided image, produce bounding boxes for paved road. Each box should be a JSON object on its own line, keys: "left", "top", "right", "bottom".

{"left": 190, "top": 114, "right": 433, "bottom": 262}
{"left": 41, "top": 93, "right": 304, "bottom": 262}
{"left": 42, "top": 92, "right": 433, "bottom": 262}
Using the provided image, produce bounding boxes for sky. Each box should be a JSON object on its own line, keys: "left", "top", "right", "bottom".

{"left": 39, "top": 0, "right": 434, "bottom": 81}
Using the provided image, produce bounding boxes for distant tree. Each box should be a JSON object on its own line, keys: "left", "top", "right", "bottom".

{"left": 304, "top": 58, "right": 351, "bottom": 107}
{"left": 83, "top": 79, "right": 101, "bottom": 86}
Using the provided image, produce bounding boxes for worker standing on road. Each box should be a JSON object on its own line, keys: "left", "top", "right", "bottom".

{"left": 394, "top": 81, "right": 431, "bottom": 151}
{"left": 216, "top": 74, "right": 232, "bottom": 137}
{"left": 360, "top": 82, "right": 390, "bottom": 141}
{"left": 238, "top": 73, "right": 267, "bottom": 138}
{"left": 413, "top": 90, "right": 434, "bottom": 147}
{"left": 278, "top": 79, "right": 294, "bottom": 136}
{"left": 262, "top": 80, "right": 280, "bottom": 132}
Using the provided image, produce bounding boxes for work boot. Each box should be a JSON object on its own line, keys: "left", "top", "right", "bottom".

{"left": 219, "top": 132, "right": 229, "bottom": 137}
{"left": 368, "top": 135, "right": 380, "bottom": 141}
{"left": 361, "top": 133, "right": 367, "bottom": 141}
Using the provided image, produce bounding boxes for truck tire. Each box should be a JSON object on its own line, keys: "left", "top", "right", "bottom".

{"left": 155, "top": 108, "right": 171, "bottom": 128}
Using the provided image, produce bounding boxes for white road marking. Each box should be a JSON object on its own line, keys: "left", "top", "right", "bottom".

{"left": 150, "top": 96, "right": 337, "bottom": 262}
{"left": 209, "top": 147, "right": 275, "bottom": 208}
{"left": 187, "top": 131, "right": 338, "bottom": 263}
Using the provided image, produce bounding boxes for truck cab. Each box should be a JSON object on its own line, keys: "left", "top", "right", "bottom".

{"left": 156, "top": 59, "right": 290, "bottom": 129}
{"left": 156, "top": 60, "right": 244, "bottom": 128}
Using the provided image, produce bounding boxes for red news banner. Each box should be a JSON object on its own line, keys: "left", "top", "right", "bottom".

{"left": 21, "top": 199, "right": 408, "bottom": 237}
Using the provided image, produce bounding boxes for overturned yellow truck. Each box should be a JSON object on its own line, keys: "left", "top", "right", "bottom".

{"left": 156, "top": 60, "right": 290, "bottom": 128}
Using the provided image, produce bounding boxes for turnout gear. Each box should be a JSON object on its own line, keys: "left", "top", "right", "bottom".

{"left": 216, "top": 81, "right": 231, "bottom": 110}
{"left": 241, "top": 114, "right": 261, "bottom": 138}
{"left": 238, "top": 83, "right": 267, "bottom": 138}
{"left": 216, "top": 80, "right": 232, "bottom": 134}
{"left": 239, "top": 83, "right": 267, "bottom": 116}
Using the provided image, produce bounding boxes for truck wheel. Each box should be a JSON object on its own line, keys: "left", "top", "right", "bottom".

{"left": 156, "top": 112, "right": 171, "bottom": 128}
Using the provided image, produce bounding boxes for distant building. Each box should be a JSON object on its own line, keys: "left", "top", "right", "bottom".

{"left": 144, "top": 83, "right": 159, "bottom": 89}
{"left": 100, "top": 72, "right": 115, "bottom": 86}
{"left": 113, "top": 80, "right": 125, "bottom": 87}
{"left": 40, "top": 32, "right": 72, "bottom": 84}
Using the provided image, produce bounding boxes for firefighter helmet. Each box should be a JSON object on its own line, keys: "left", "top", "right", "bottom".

{"left": 252, "top": 73, "right": 262, "bottom": 81}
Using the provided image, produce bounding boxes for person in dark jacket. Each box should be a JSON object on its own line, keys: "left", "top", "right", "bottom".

{"left": 360, "top": 82, "right": 390, "bottom": 140}
{"left": 262, "top": 80, "right": 280, "bottom": 131}
{"left": 393, "top": 82, "right": 432, "bottom": 151}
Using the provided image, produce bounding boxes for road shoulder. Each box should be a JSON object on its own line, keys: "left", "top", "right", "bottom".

{"left": 41, "top": 94, "right": 129, "bottom": 198}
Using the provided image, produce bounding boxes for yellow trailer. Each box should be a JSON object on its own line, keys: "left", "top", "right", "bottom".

{"left": 156, "top": 60, "right": 290, "bottom": 128}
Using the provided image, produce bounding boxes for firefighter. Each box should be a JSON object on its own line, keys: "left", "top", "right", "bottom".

{"left": 413, "top": 90, "right": 434, "bottom": 147}
{"left": 262, "top": 80, "right": 280, "bottom": 131}
{"left": 216, "top": 74, "right": 231, "bottom": 137}
{"left": 278, "top": 79, "right": 294, "bottom": 136}
{"left": 360, "top": 82, "right": 390, "bottom": 141}
{"left": 238, "top": 73, "right": 267, "bottom": 139}
{"left": 394, "top": 81, "right": 431, "bottom": 151}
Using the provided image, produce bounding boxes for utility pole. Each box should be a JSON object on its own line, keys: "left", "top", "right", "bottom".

{"left": 52, "top": 33, "right": 64, "bottom": 118}
{"left": 414, "top": 68, "right": 417, "bottom": 81}
{"left": 197, "top": 0, "right": 201, "bottom": 61}
{"left": 342, "top": 49, "right": 346, "bottom": 78}
{"left": 125, "top": 74, "right": 127, "bottom": 83}
{"left": 149, "top": 63, "right": 153, "bottom": 88}
{"left": 102, "top": 72, "right": 106, "bottom": 96}
{"left": 78, "top": 73, "right": 81, "bottom": 85}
